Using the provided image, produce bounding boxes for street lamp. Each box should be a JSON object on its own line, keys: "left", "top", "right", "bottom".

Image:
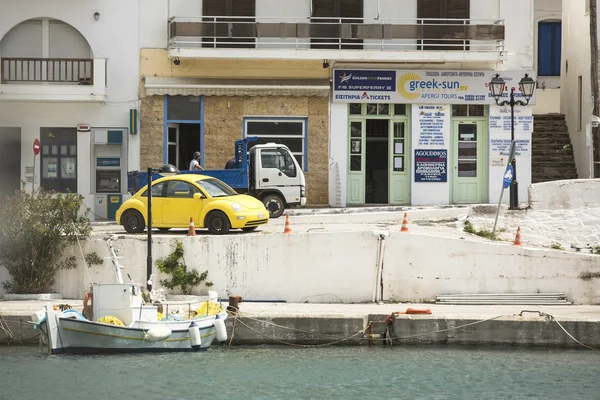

{"left": 489, "top": 73, "right": 536, "bottom": 210}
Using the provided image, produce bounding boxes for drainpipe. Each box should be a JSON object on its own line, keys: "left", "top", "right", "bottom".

{"left": 590, "top": 0, "right": 599, "bottom": 177}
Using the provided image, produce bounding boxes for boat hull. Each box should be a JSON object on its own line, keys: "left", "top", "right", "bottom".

{"left": 41, "top": 307, "right": 227, "bottom": 355}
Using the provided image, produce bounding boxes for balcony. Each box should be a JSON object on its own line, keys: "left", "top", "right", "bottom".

{"left": 168, "top": 17, "right": 506, "bottom": 63}
{"left": 0, "top": 57, "right": 107, "bottom": 102}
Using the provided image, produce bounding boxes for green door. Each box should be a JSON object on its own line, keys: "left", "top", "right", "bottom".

{"left": 452, "top": 120, "right": 487, "bottom": 203}
{"left": 347, "top": 120, "right": 365, "bottom": 204}
{"left": 389, "top": 120, "right": 410, "bottom": 204}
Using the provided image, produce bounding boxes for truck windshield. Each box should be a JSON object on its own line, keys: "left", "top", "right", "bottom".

{"left": 196, "top": 178, "right": 238, "bottom": 198}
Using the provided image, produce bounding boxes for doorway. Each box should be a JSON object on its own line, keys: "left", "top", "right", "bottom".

{"left": 0, "top": 128, "right": 21, "bottom": 203}
{"left": 451, "top": 120, "right": 487, "bottom": 203}
{"left": 365, "top": 119, "right": 389, "bottom": 204}
{"left": 167, "top": 123, "right": 201, "bottom": 171}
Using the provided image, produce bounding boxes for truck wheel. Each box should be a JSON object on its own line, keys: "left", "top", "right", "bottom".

{"left": 122, "top": 210, "right": 145, "bottom": 234}
{"left": 206, "top": 211, "right": 231, "bottom": 235}
{"left": 262, "top": 194, "right": 285, "bottom": 219}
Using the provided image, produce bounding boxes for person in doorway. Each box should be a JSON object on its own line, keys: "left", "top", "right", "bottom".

{"left": 189, "top": 151, "right": 204, "bottom": 171}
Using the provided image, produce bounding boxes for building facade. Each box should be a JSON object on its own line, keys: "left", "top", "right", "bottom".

{"left": 561, "top": 0, "right": 599, "bottom": 178}
{"left": 0, "top": 0, "right": 141, "bottom": 219}
{"left": 0, "top": 0, "right": 540, "bottom": 213}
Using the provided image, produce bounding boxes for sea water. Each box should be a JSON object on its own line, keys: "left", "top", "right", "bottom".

{"left": 0, "top": 345, "right": 598, "bottom": 400}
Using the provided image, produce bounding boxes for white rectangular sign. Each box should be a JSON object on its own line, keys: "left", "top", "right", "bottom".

{"left": 333, "top": 69, "right": 537, "bottom": 105}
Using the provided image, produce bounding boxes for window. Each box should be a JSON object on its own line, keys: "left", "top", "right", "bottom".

{"left": 142, "top": 181, "right": 165, "bottom": 197}
{"left": 538, "top": 21, "right": 561, "bottom": 77}
{"left": 40, "top": 128, "right": 77, "bottom": 193}
{"left": 452, "top": 105, "right": 485, "bottom": 117}
{"left": 311, "top": 0, "right": 363, "bottom": 49}
{"left": 165, "top": 180, "right": 200, "bottom": 198}
{"left": 244, "top": 118, "right": 307, "bottom": 171}
{"left": 349, "top": 104, "right": 407, "bottom": 116}
{"left": 196, "top": 178, "right": 237, "bottom": 197}
{"left": 261, "top": 149, "right": 297, "bottom": 178}
{"left": 202, "top": 0, "right": 255, "bottom": 48}
{"left": 417, "top": 0, "right": 470, "bottom": 51}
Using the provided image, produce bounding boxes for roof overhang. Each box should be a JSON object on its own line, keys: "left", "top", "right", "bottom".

{"left": 144, "top": 77, "right": 330, "bottom": 97}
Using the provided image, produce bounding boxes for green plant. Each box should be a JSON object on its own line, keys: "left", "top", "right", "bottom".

{"left": 550, "top": 242, "right": 564, "bottom": 251}
{"left": 463, "top": 220, "right": 498, "bottom": 240}
{"left": 0, "top": 184, "right": 92, "bottom": 294}
{"left": 84, "top": 252, "right": 104, "bottom": 268}
{"left": 156, "top": 240, "right": 212, "bottom": 295}
{"left": 592, "top": 246, "right": 600, "bottom": 254}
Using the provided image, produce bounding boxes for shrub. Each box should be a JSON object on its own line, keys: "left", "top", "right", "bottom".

{"left": 0, "top": 185, "right": 92, "bottom": 293}
{"left": 156, "top": 240, "right": 213, "bottom": 295}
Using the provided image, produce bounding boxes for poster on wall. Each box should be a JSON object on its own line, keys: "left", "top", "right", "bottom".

{"left": 489, "top": 105, "right": 532, "bottom": 161}
{"left": 333, "top": 69, "right": 537, "bottom": 105}
{"left": 414, "top": 149, "right": 448, "bottom": 182}
{"left": 413, "top": 105, "right": 449, "bottom": 147}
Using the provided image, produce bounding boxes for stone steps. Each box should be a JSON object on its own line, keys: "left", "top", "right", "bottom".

{"left": 532, "top": 114, "right": 578, "bottom": 183}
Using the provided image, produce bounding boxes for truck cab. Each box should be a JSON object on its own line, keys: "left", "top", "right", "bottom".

{"left": 248, "top": 143, "right": 306, "bottom": 218}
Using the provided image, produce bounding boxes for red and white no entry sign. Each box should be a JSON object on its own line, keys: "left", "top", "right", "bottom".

{"left": 33, "top": 138, "right": 40, "bottom": 156}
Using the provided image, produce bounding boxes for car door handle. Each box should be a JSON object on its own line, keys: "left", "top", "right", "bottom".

{"left": 262, "top": 178, "right": 269, "bottom": 182}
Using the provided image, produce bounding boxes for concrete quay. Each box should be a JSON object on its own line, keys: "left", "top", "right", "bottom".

{"left": 1, "top": 300, "right": 600, "bottom": 350}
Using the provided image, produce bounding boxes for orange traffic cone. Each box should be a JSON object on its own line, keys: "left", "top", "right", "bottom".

{"left": 513, "top": 227, "right": 522, "bottom": 246}
{"left": 283, "top": 214, "right": 292, "bottom": 234}
{"left": 187, "top": 217, "right": 197, "bottom": 236}
{"left": 400, "top": 213, "right": 409, "bottom": 232}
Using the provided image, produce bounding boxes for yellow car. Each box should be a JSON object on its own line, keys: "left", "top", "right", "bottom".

{"left": 116, "top": 174, "right": 269, "bottom": 235}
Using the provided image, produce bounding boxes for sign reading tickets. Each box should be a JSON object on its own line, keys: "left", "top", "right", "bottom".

{"left": 333, "top": 70, "right": 537, "bottom": 105}
{"left": 414, "top": 149, "right": 447, "bottom": 182}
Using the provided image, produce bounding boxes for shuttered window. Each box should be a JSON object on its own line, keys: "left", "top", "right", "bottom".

{"left": 311, "top": 0, "right": 363, "bottom": 49}
{"left": 418, "top": 0, "right": 470, "bottom": 51}
{"left": 202, "top": 0, "right": 255, "bottom": 48}
{"left": 538, "top": 21, "right": 561, "bottom": 76}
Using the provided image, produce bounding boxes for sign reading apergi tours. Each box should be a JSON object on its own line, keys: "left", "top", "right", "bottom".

{"left": 333, "top": 69, "right": 537, "bottom": 105}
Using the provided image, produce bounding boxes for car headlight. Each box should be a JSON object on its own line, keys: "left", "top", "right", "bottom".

{"left": 231, "top": 203, "right": 243, "bottom": 212}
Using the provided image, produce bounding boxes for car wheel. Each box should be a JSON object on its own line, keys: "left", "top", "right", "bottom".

{"left": 262, "top": 194, "right": 285, "bottom": 219}
{"left": 242, "top": 226, "right": 258, "bottom": 232}
{"left": 122, "top": 210, "right": 145, "bottom": 234}
{"left": 206, "top": 211, "right": 231, "bottom": 235}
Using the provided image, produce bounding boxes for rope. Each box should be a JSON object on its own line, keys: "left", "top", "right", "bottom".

{"left": 235, "top": 312, "right": 353, "bottom": 337}
{"left": 230, "top": 314, "right": 370, "bottom": 348}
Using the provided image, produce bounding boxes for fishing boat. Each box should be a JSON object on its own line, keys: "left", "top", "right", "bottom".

{"left": 30, "top": 166, "right": 228, "bottom": 355}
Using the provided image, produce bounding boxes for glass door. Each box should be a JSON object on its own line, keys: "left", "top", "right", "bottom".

{"left": 347, "top": 120, "right": 365, "bottom": 204}
{"left": 452, "top": 121, "right": 486, "bottom": 203}
{"left": 167, "top": 124, "right": 179, "bottom": 168}
{"left": 389, "top": 120, "right": 410, "bottom": 204}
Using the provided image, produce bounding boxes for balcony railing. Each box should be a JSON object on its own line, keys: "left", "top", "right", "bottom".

{"left": 169, "top": 16, "right": 505, "bottom": 52}
{"left": 1, "top": 58, "right": 94, "bottom": 85}
{"left": 0, "top": 58, "right": 107, "bottom": 102}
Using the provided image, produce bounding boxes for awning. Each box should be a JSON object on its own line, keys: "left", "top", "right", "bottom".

{"left": 144, "top": 76, "right": 330, "bottom": 97}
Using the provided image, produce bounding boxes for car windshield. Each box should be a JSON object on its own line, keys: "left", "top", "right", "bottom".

{"left": 196, "top": 178, "right": 237, "bottom": 198}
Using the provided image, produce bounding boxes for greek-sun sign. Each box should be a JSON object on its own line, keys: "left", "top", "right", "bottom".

{"left": 33, "top": 138, "right": 41, "bottom": 156}
{"left": 503, "top": 164, "right": 514, "bottom": 189}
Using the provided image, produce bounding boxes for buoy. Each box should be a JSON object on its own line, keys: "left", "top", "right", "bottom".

{"left": 145, "top": 326, "right": 171, "bottom": 342}
{"left": 188, "top": 321, "right": 201, "bottom": 350}
{"left": 214, "top": 314, "right": 227, "bottom": 343}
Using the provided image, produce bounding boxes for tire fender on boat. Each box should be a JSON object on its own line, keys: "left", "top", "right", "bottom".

{"left": 214, "top": 314, "right": 227, "bottom": 343}
{"left": 145, "top": 326, "right": 172, "bottom": 342}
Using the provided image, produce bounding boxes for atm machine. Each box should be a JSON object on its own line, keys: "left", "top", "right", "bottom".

{"left": 92, "top": 129, "right": 127, "bottom": 221}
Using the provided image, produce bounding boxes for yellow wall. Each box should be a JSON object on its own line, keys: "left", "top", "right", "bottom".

{"left": 140, "top": 48, "right": 329, "bottom": 81}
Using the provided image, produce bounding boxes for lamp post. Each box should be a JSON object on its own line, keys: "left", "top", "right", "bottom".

{"left": 146, "top": 164, "right": 179, "bottom": 290}
{"left": 489, "top": 73, "right": 536, "bottom": 210}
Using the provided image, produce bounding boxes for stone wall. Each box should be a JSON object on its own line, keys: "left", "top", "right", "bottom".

{"left": 204, "top": 95, "right": 329, "bottom": 205}
{"left": 139, "top": 96, "right": 164, "bottom": 169}
{"left": 529, "top": 179, "right": 600, "bottom": 210}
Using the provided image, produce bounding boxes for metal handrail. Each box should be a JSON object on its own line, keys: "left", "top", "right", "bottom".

{"left": 0, "top": 57, "right": 94, "bottom": 84}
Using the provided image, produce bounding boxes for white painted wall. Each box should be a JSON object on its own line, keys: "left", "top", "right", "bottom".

{"left": 329, "top": 102, "right": 349, "bottom": 207}
{"left": 561, "top": 0, "right": 593, "bottom": 178}
{"left": 534, "top": 0, "right": 562, "bottom": 89}
{"left": 3, "top": 230, "right": 597, "bottom": 304}
{"left": 499, "top": 0, "right": 535, "bottom": 70}
{"left": 532, "top": 88, "right": 560, "bottom": 113}
{"left": 0, "top": 0, "right": 141, "bottom": 215}
{"left": 529, "top": 178, "right": 600, "bottom": 209}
